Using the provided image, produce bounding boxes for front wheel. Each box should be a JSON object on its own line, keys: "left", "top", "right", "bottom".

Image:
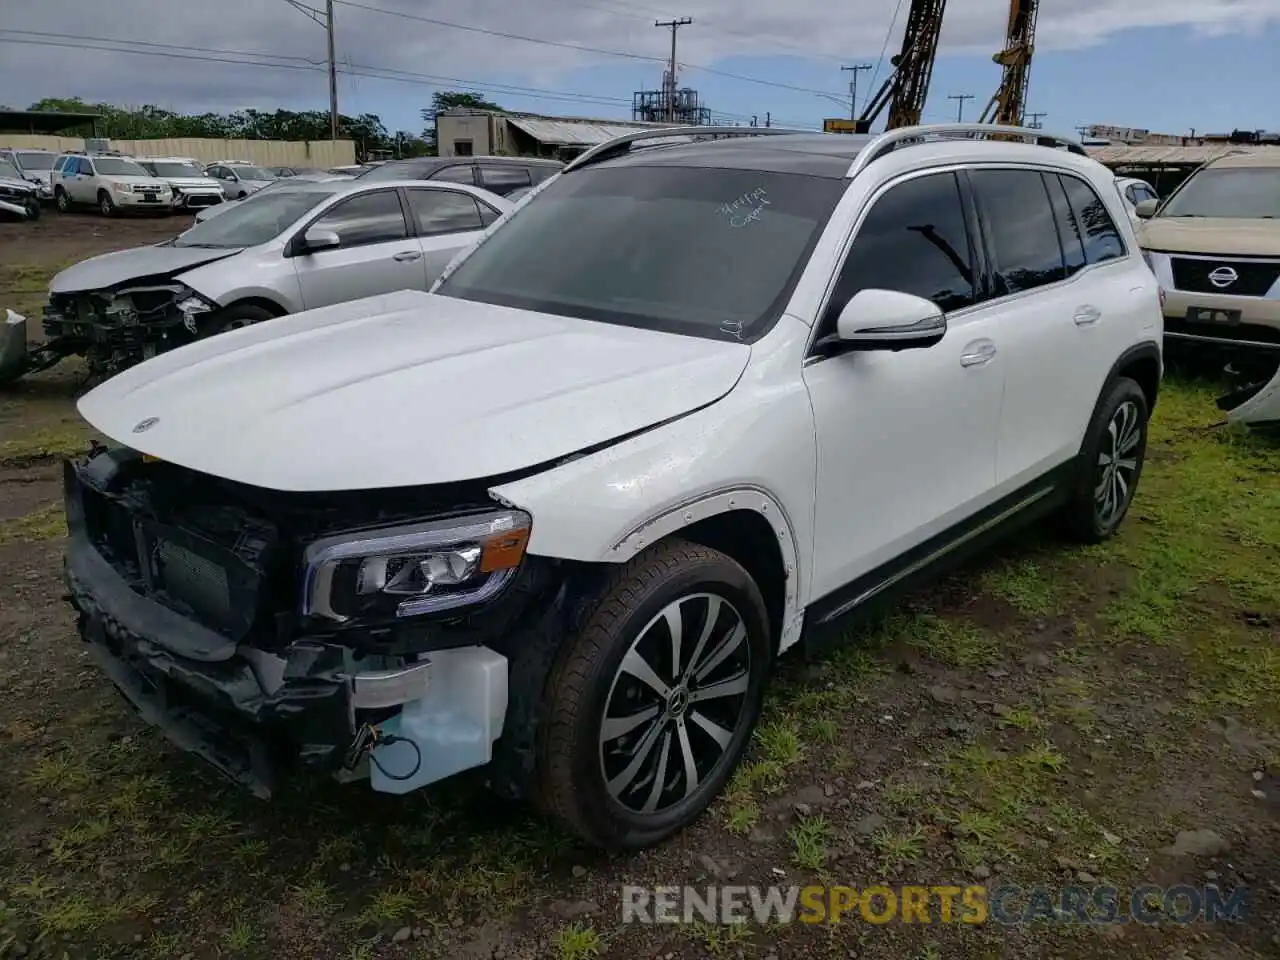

{"left": 23, "top": 197, "right": 40, "bottom": 220}
{"left": 536, "top": 540, "right": 773, "bottom": 849}
{"left": 54, "top": 188, "right": 71, "bottom": 213}
{"left": 1061, "top": 376, "right": 1149, "bottom": 543}
{"left": 203, "top": 303, "right": 276, "bottom": 337}
{"left": 98, "top": 191, "right": 116, "bottom": 217}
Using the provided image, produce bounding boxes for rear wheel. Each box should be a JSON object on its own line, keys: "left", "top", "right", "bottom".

{"left": 536, "top": 540, "right": 773, "bottom": 849}
{"left": 1061, "top": 377, "right": 1149, "bottom": 543}
{"left": 98, "top": 191, "right": 116, "bottom": 217}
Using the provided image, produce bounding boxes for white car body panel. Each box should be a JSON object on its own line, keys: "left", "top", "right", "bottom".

{"left": 1223, "top": 366, "right": 1280, "bottom": 427}
{"left": 76, "top": 290, "right": 751, "bottom": 492}
{"left": 76, "top": 129, "right": 1162, "bottom": 660}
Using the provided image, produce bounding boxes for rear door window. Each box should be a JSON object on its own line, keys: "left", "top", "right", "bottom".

{"left": 970, "top": 169, "right": 1065, "bottom": 295}
{"left": 406, "top": 189, "right": 486, "bottom": 235}
{"left": 1058, "top": 175, "right": 1125, "bottom": 265}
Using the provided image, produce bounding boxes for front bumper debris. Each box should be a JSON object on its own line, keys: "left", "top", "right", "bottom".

{"left": 1218, "top": 362, "right": 1280, "bottom": 430}
{"left": 60, "top": 451, "right": 565, "bottom": 799}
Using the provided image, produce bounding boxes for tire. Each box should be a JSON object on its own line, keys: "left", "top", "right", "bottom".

{"left": 203, "top": 303, "right": 276, "bottom": 337}
{"left": 23, "top": 197, "right": 40, "bottom": 221}
{"left": 54, "top": 188, "right": 71, "bottom": 213}
{"left": 536, "top": 539, "right": 773, "bottom": 849}
{"left": 98, "top": 191, "right": 116, "bottom": 217}
{"left": 1061, "top": 376, "right": 1149, "bottom": 543}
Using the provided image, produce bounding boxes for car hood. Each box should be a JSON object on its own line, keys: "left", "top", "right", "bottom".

{"left": 49, "top": 243, "right": 244, "bottom": 294}
{"left": 0, "top": 175, "right": 34, "bottom": 193}
{"left": 1139, "top": 217, "right": 1280, "bottom": 257}
{"left": 77, "top": 290, "right": 750, "bottom": 492}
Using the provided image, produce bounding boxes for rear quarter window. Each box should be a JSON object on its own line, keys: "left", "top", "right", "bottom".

{"left": 1058, "top": 175, "right": 1125, "bottom": 265}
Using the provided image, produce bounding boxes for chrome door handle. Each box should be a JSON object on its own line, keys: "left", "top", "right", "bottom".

{"left": 1074, "top": 305, "right": 1102, "bottom": 325}
{"left": 392, "top": 250, "right": 423, "bottom": 262}
{"left": 960, "top": 340, "right": 997, "bottom": 367}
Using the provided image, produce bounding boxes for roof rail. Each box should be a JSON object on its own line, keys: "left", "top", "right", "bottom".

{"left": 563, "top": 124, "right": 826, "bottom": 173}
{"left": 846, "top": 123, "right": 1088, "bottom": 179}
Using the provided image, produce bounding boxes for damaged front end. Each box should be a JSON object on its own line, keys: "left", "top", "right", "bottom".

{"left": 43, "top": 282, "right": 215, "bottom": 377}
{"left": 1218, "top": 359, "right": 1280, "bottom": 432}
{"left": 63, "top": 446, "right": 574, "bottom": 800}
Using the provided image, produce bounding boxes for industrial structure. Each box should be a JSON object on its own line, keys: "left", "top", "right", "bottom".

{"left": 826, "top": 0, "right": 1043, "bottom": 134}
{"left": 631, "top": 16, "right": 713, "bottom": 125}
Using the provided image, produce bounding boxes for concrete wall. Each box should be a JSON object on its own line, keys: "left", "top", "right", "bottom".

{"left": 0, "top": 135, "right": 356, "bottom": 166}
{"left": 436, "top": 115, "right": 493, "bottom": 157}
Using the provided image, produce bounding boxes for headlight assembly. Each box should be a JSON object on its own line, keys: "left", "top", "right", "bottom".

{"left": 302, "top": 510, "right": 531, "bottom": 623}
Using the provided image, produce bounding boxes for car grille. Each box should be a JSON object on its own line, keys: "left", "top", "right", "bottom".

{"left": 1170, "top": 257, "right": 1280, "bottom": 297}
{"left": 73, "top": 467, "right": 278, "bottom": 641}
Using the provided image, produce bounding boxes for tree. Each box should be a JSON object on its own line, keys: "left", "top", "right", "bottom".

{"left": 420, "top": 90, "right": 504, "bottom": 150}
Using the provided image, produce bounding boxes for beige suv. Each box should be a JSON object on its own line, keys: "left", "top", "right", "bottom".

{"left": 1136, "top": 152, "right": 1280, "bottom": 367}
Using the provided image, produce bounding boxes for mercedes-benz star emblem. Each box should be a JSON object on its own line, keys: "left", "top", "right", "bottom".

{"left": 1208, "top": 266, "right": 1238, "bottom": 289}
{"left": 132, "top": 417, "right": 160, "bottom": 434}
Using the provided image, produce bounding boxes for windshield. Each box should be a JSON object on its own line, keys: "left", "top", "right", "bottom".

{"left": 17, "top": 152, "right": 54, "bottom": 171}
{"left": 0, "top": 160, "right": 23, "bottom": 181}
{"left": 437, "top": 166, "right": 844, "bottom": 342}
{"left": 1160, "top": 167, "right": 1280, "bottom": 219}
{"left": 230, "top": 165, "right": 275, "bottom": 181}
{"left": 173, "top": 189, "right": 335, "bottom": 248}
{"left": 93, "top": 157, "right": 150, "bottom": 177}
{"left": 146, "top": 161, "right": 206, "bottom": 178}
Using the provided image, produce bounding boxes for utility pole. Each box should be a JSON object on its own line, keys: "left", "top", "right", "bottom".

{"left": 948, "top": 93, "right": 974, "bottom": 123}
{"left": 841, "top": 64, "right": 873, "bottom": 120}
{"left": 1025, "top": 111, "right": 1047, "bottom": 129}
{"left": 325, "top": 0, "right": 338, "bottom": 140}
{"left": 283, "top": 0, "right": 338, "bottom": 140}
{"left": 765, "top": 112, "right": 771, "bottom": 128}
{"left": 655, "top": 17, "right": 693, "bottom": 123}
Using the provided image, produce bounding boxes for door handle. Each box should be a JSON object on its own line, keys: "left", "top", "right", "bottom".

{"left": 960, "top": 340, "right": 997, "bottom": 367}
{"left": 1074, "top": 305, "right": 1102, "bottom": 326}
{"left": 392, "top": 250, "right": 423, "bottom": 262}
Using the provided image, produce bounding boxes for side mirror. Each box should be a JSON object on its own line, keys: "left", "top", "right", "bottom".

{"left": 827, "top": 289, "right": 947, "bottom": 353}
{"left": 301, "top": 227, "right": 341, "bottom": 252}
{"left": 1134, "top": 198, "right": 1159, "bottom": 219}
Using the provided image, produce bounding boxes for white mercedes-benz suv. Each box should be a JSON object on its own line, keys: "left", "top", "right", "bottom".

{"left": 62, "top": 124, "right": 1162, "bottom": 849}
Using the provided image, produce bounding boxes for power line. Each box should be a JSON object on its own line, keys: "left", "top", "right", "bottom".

{"left": 947, "top": 93, "right": 974, "bottom": 122}
{"left": 0, "top": 33, "right": 639, "bottom": 112}
{"left": 867, "top": 0, "right": 907, "bottom": 101}
{"left": 841, "top": 64, "right": 873, "bottom": 120}
{"left": 655, "top": 17, "right": 693, "bottom": 123}
{"left": 331, "top": 0, "right": 848, "bottom": 101}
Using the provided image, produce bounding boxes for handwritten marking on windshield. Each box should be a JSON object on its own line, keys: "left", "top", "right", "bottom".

{"left": 719, "top": 318, "right": 746, "bottom": 341}
{"left": 718, "top": 187, "right": 770, "bottom": 228}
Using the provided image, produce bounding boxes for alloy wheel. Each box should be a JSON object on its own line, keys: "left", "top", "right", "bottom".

{"left": 599, "top": 593, "right": 752, "bottom": 815}
{"left": 1095, "top": 399, "right": 1141, "bottom": 527}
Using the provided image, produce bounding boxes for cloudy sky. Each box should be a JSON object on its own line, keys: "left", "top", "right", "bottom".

{"left": 2, "top": 0, "right": 1278, "bottom": 137}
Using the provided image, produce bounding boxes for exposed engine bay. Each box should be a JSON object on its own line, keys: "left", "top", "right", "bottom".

{"left": 42, "top": 279, "right": 214, "bottom": 376}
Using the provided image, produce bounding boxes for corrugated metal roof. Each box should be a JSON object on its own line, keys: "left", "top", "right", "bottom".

{"left": 505, "top": 116, "right": 654, "bottom": 147}
{"left": 1087, "top": 143, "right": 1280, "bottom": 165}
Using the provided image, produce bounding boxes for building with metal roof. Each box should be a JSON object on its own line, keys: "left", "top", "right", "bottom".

{"left": 0, "top": 109, "right": 102, "bottom": 136}
{"left": 1086, "top": 143, "right": 1279, "bottom": 166}
{"left": 436, "top": 110, "right": 683, "bottom": 159}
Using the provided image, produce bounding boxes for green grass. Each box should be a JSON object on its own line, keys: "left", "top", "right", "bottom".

{"left": 0, "top": 424, "right": 92, "bottom": 465}
{"left": 554, "top": 921, "right": 602, "bottom": 960}
{"left": 0, "top": 503, "right": 65, "bottom": 545}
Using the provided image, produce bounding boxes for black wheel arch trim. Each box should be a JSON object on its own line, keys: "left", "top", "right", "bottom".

{"left": 1097, "top": 340, "right": 1162, "bottom": 418}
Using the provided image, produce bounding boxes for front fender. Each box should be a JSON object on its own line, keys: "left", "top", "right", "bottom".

{"left": 489, "top": 317, "right": 818, "bottom": 652}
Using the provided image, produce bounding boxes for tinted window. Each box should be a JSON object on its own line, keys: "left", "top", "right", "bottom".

{"left": 406, "top": 189, "right": 485, "bottom": 234}
{"left": 827, "top": 172, "right": 975, "bottom": 323}
{"left": 359, "top": 160, "right": 439, "bottom": 182}
{"left": 313, "top": 190, "right": 408, "bottom": 247}
{"left": 431, "top": 165, "right": 475, "bottom": 185}
{"left": 478, "top": 164, "right": 532, "bottom": 195}
{"left": 17, "top": 152, "right": 55, "bottom": 171}
{"left": 438, "top": 166, "right": 844, "bottom": 343}
{"left": 971, "top": 169, "right": 1065, "bottom": 295}
{"left": 1059, "top": 175, "right": 1124, "bottom": 264}
{"left": 530, "top": 164, "right": 559, "bottom": 184}
{"left": 1136, "top": 185, "right": 1158, "bottom": 204}
{"left": 477, "top": 201, "right": 501, "bottom": 226}
{"left": 1047, "top": 175, "right": 1087, "bottom": 278}
{"left": 77, "top": 158, "right": 94, "bottom": 175}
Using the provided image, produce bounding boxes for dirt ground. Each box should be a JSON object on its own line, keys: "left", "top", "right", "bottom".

{"left": 1, "top": 213, "right": 1279, "bottom": 960}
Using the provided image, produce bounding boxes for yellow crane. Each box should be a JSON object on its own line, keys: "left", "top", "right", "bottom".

{"left": 978, "top": 0, "right": 1040, "bottom": 125}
